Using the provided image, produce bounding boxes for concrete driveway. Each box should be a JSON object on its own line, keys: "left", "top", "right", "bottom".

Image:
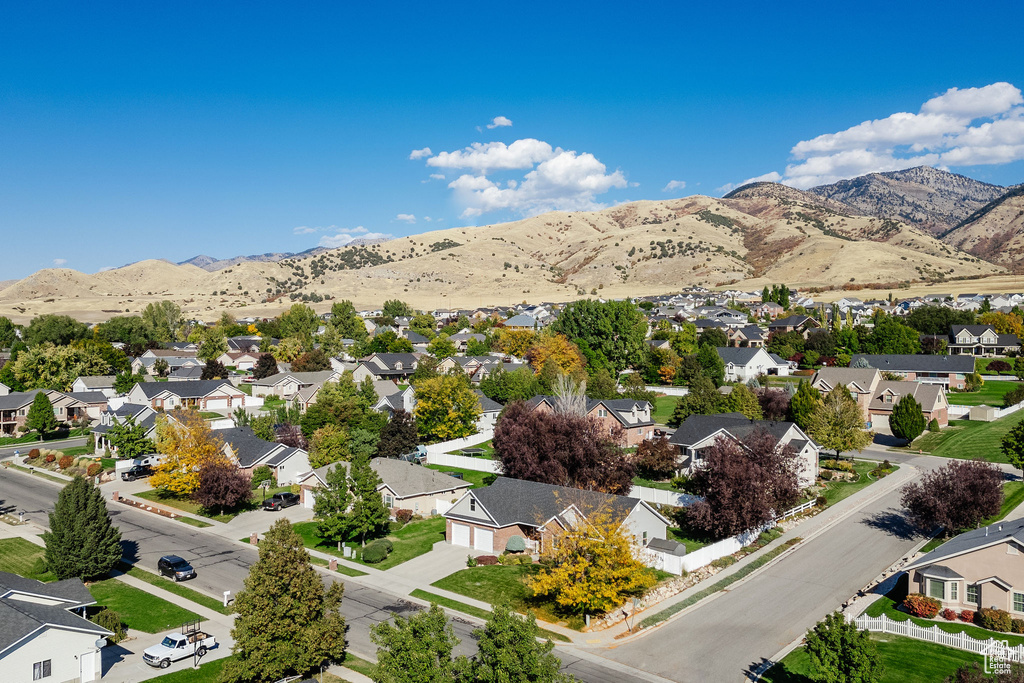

{"left": 388, "top": 539, "right": 485, "bottom": 586}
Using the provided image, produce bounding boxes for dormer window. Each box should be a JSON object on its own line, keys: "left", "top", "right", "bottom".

{"left": 469, "top": 498, "right": 477, "bottom": 512}
{"left": 395, "top": 362, "right": 403, "bottom": 370}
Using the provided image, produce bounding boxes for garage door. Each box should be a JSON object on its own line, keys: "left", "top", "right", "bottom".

{"left": 303, "top": 488, "right": 315, "bottom": 509}
{"left": 206, "top": 398, "right": 229, "bottom": 410}
{"left": 474, "top": 528, "right": 493, "bottom": 553}
{"left": 452, "top": 524, "right": 470, "bottom": 547}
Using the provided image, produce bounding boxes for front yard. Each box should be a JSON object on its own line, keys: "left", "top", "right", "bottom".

{"left": 865, "top": 589, "right": 1024, "bottom": 647}
{"left": 88, "top": 577, "right": 200, "bottom": 633}
{"left": 909, "top": 411, "right": 1024, "bottom": 463}
{"left": 818, "top": 460, "right": 894, "bottom": 506}
{"left": 0, "top": 537, "right": 55, "bottom": 581}
{"left": 135, "top": 486, "right": 294, "bottom": 523}
{"left": 292, "top": 516, "right": 446, "bottom": 570}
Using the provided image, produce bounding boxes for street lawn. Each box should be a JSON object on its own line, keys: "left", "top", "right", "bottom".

{"left": 0, "top": 537, "right": 55, "bottom": 582}
{"left": 119, "top": 563, "right": 233, "bottom": 615}
{"left": 865, "top": 590, "right": 1024, "bottom": 647}
{"left": 59, "top": 446, "right": 94, "bottom": 458}
{"left": 8, "top": 464, "right": 69, "bottom": 485}
{"left": 913, "top": 411, "right": 1024, "bottom": 463}
{"left": 761, "top": 634, "right": 982, "bottom": 683}
{"left": 88, "top": 577, "right": 200, "bottom": 633}
{"left": 651, "top": 395, "right": 676, "bottom": 424}
{"left": 947, "top": 379, "right": 1021, "bottom": 407}
{"left": 919, "top": 480, "right": 1024, "bottom": 554}
{"left": 292, "top": 516, "right": 446, "bottom": 570}
{"left": 408, "top": 588, "right": 572, "bottom": 642}
{"left": 819, "top": 461, "right": 895, "bottom": 506}
{"left": 342, "top": 653, "right": 377, "bottom": 679}
{"left": 134, "top": 486, "right": 293, "bottom": 523}
{"left": 425, "top": 464, "right": 495, "bottom": 489}
{"left": 144, "top": 654, "right": 231, "bottom": 683}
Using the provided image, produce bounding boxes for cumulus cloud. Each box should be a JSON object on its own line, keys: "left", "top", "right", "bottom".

{"left": 486, "top": 115, "right": 513, "bottom": 129}
{"left": 743, "top": 81, "right": 1024, "bottom": 189}
{"left": 429, "top": 173, "right": 445, "bottom": 180}
{"left": 396, "top": 213, "right": 416, "bottom": 223}
{"left": 52, "top": 258, "right": 67, "bottom": 266}
{"left": 293, "top": 226, "right": 317, "bottom": 235}
{"left": 319, "top": 230, "right": 390, "bottom": 248}
{"left": 427, "top": 139, "right": 555, "bottom": 173}
{"left": 662, "top": 180, "right": 687, "bottom": 192}
{"left": 409, "top": 147, "right": 432, "bottom": 160}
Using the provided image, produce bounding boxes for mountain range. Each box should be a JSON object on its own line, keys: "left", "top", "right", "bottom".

{"left": 1, "top": 166, "right": 1022, "bottom": 323}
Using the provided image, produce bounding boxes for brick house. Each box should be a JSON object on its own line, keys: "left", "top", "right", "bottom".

{"left": 442, "top": 477, "right": 669, "bottom": 554}
{"left": 0, "top": 390, "right": 106, "bottom": 436}
{"left": 848, "top": 354, "right": 976, "bottom": 390}
{"left": 525, "top": 395, "right": 655, "bottom": 446}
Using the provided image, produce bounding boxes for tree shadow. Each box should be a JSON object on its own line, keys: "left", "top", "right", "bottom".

{"left": 0, "top": 498, "right": 14, "bottom": 515}
{"left": 751, "top": 658, "right": 813, "bottom": 683}
{"left": 872, "top": 433, "right": 906, "bottom": 448}
{"left": 860, "top": 508, "right": 919, "bottom": 540}
{"left": 120, "top": 539, "right": 140, "bottom": 564}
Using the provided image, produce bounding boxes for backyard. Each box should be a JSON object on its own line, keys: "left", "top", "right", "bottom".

{"left": 651, "top": 395, "right": 676, "bottom": 424}
{"left": 946, "top": 379, "right": 1021, "bottom": 407}
{"left": 291, "top": 516, "right": 446, "bottom": 570}
{"left": 425, "top": 464, "right": 495, "bottom": 489}
{"left": 445, "top": 439, "right": 494, "bottom": 459}
{"left": 909, "top": 411, "right": 1024, "bottom": 463}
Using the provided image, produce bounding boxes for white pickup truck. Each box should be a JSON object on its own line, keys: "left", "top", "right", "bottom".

{"left": 142, "top": 630, "right": 216, "bottom": 669}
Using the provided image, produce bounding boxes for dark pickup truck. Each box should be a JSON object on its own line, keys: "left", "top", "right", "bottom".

{"left": 121, "top": 464, "right": 153, "bottom": 482}
{"left": 262, "top": 492, "right": 300, "bottom": 511}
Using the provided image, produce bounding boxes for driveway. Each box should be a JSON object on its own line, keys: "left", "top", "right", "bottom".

{"left": 388, "top": 539, "right": 485, "bottom": 586}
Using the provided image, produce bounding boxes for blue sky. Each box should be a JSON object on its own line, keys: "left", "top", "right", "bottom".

{"left": 2, "top": 1, "right": 1023, "bottom": 279}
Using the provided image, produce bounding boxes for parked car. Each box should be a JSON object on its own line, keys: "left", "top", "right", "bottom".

{"left": 157, "top": 555, "right": 195, "bottom": 582}
{"left": 143, "top": 629, "right": 216, "bottom": 668}
{"left": 262, "top": 492, "right": 300, "bottom": 511}
{"left": 121, "top": 464, "right": 152, "bottom": 481}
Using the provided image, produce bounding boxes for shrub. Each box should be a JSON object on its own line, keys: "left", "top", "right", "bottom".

{"left": 977, "top": 608, "right": 1012, "bottom": 632}
{"left": 362, "top": 543, "right": 389, "bottom": 564}
{"left": 395, "top": 509, "right": 413, "bottom": 524}
{"left": 959, "top": 610, "right": 975, "bottom": 623}
{"left": 58, "top": 455, "right": 73, "bottom": 470}
{"left": 498, "top": 553, "right": 517, "bottom": 565}
{"left": 1013, "top": 619, "right": 1024, "bottom": 634}
{"left": 28, "top": 448, "right": 40, "bottom": 459}
{"left": 815, "top": 495, "right": 827, "bottom": 507}
{"left": 466, "top": 555, "right": 478, "bottom": 568}
{"left": 820, "top": 470, "right": 833, "bottom": 481}
{"left": 711, "top": 556, "right": 737, "bottom": 569}
{"left": 44, "top": 453, "right": 55, "bottom": 463}
{"left": 250, "top": 465, "right": 274, "bottom": 490}
{"left": 1004, "top": 385, "right": 1024, "bottom": 408}
{"left": 505, "top": 535, "right": 527, "bottom": 553}
{"left": 86, "top": 463, "right": 102, "bottom": 477}
{"left": 517, "top": 554, "right": 533, "bottom": 565}
{"left": 882, "top": 460, "right": 892, "bottom": 470}
{"left": 928, "top": 419, "right": 940, "bottom": 433}
{"left": 476, "top": 555, "right": 499, "bottom": 566}
{"left": 670, "top": 475, "right": 692, "bottom": 491}
{"left": 902, "top": 593, "right": 941, "bottom": 618}
{"left": 377, "top": 539, "right": 394, "bottom": 554}
{"left": 822, "top": 459, "right": 854, "bottom": 473}
{"left": 91, "top": 608, "right": 126, "bottom": 643}
{"left": 940, "top": 608, "right": 957, "bottom": 621}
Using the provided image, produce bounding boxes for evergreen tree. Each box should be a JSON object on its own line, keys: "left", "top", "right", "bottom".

{"left": 26, "top": 390, "right": 58, "bottom": 440}
{"left": 890, "top": 394, "right": 926, "bottom": 443}
{"left": 314, "top": 463, "right": 353, "bottom": 550}
{"left": 805, "top": 612, "right": 882, "bottom": 683}
{"left": 470, "top": 602, "right": 574, "bottom": 683}
{"left": 43, "top": 477, "right": 122, "bottom": 580}
{"left": 788, "top": 379, "right": 819, "bottom": 430}
{"left": 222, "top": 519, "right": 346, "bottom": 683}
{"left": 371, "top": 603, "right": 467, "bottom": 683}
{"left": 695, "top": 345, "right": 725, "bottom": 385}
{"left": 348, "top": 452, "right": 389, "bottom": 546}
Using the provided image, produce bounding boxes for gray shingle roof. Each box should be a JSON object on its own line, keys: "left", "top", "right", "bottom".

{"left": 65, "top": 391, "right": 107, "bottom": 404}
{"left": 371, "top": 459, "right": 472, "bottom": 498}
{"left": 253, "top": 371, "right": 337, "bottom": 387}
{"left": 502, "top": 314, "right": 538, "bottom": 328}
{"left": 0, "top": 572, "right": 109, "bottom": 651}
{"left": 849, "top": 354, "right": 975, "bottom": 374}
{"left": 668, "top": 413, "right": 793, "bottom": 447}
{"left": 218, "top": 426, "right": 300, "bottom": 468}
{"left": 715, "top": 347, "right": 764, "bottom": 365}
{"left": 133, "top": 380, "right": 237, "bottom": 399}
{"left": 74, "top": 375, "right": 115, "bottom": 388}
{"left": 905, "top": 518, "right": 1024, "bottom": 572}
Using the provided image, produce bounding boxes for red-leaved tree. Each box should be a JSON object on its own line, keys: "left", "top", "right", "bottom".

{"left": 901, "top": 459, "right": 1003, "bottom": 535}
{"left": 191, "top": 461, "right": 252, "bottom": 515}
{"left": 757, "top": 388, "right": 791, "bottom": 422}
{"left": 634, "top": 436, "right": 679, "bottom": 480}
{"left": 493, "top": 401, "right": 635, "bottom": 494}
{"left": 686, "top": 428, "right": 800, "bottom": 539}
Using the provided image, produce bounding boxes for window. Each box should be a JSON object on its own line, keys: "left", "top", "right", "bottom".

{"left": 597, "top": 409, "right": 607, "bottom": 418}
{"left": 967, "top": 584, "right": 979, "bottom": 605}
{"left": 469, "top": 498, "right": 476, "bottom": 512}
{"left": 950, "top": 582, "right": 958, "bottom": 601}
{"left": 383, "top": 494, "right": 394, "bottom": 507}
{"left": 32, "top": 660, "right": 51, "bottom": 680}
{"left": 1015, "top": 593, "right": 1024, "bottom": 613}
{"left": 642, "top": 531, "right": 648, "bottom": 544}
{"left": 928, "top": 579, "right": 945, "bottom": 600}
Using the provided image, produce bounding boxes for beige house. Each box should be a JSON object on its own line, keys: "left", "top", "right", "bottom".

{"left": 811, "top": 367, "right": 949, "bottom": 430}
{"left": 252, "top": 370, "right": 341, "bottom": 400}
{"left": 904, "top": 518, "right": 1024, "bottom": 615}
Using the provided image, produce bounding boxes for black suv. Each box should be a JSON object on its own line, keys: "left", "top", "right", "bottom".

{"left": 262, "top": 492, "right": 300, "bottom": 511}
{"left": 121, "top": 464, "right": 152, "bottom": 482}
{"left": 157, "top": 555, "right": 195, "bottom": 582}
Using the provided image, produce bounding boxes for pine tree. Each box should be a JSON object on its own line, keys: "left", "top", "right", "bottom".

{"left": 314, "top": 462, "right": 353, "bottom": 550}
{"left": 223, "top": 519, "right": 346, "bottom": 683}
{"left": 26, "top": 391, "right": 58, "bottom": 440}
{"left": 43, "top": 477, "right": 123, "bottom": 580}
{"left": 890, "top": 394, "right": 926, "bottom": 443}
{"left": 788, "top": 379, "right": 819, "bottom": 430}
{"left": 370, "top": 603, "right": 467, "bottom": 683}
{"left": 348, "top": 452, "right": 389, "bottom": 546}
{"left": 470, "top": 602, "right": 574, "bottom": 682}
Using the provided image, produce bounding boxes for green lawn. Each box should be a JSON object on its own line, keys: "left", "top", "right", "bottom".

{"left": 976, "top": 357, "right": 1017, "bottom": 376}
{"left": 262, "top": 397, "right": 285, "bottom": 410}
{"left": 912, "top": 411, "right": 1024, "bottom": 463}
{"left": 409, "top": 588, "right": 572, "bottom": 642}
{"left": 819, "top": 461, "right": 896, "bottom": 506}
{"left": 425, "top": 465, "right": 495, "bottom": 489}
{"left": 0, "top": 427, "right": 89, "bottom": 446}
{"left": 633, "top": 476, "right": 676, "bottom": 491}
{"left": 135, "top": 486, "right": 292, "bottom": 523}
{"left": 668, "top": 527, "right": 711, "bottom": 553}
{"left": 947, "top": 379, "right": 1021, "bottom": 406}
{"left": 144, "top": 655, "right": 232, "bottom": 683}
{"left": 865, "top": 589, "right": 1024, "bottom": 647}
{"left": 761, "top": 634, "right": 982, "bottom": 683}
{"left": 0, "top": 538, "right": 54, "bottom": 582}
{"left": 199, "top": 412, "right": 223, "bottom": 419}
{"left": 240, "top": 536, "right": 368, "bottom": 576}
{"left": 238, "top": 383, "right": 253, "bottom": 395}
{"left": 652, "top": 395, "right": 676, "bottom": 424}
{"left": 293, "top": 516, "right": 446, "bottom": 570}
{"left": 446, "top": 439, "right": 494, "bottom": 459}
{"left": 120, "top": 563, "right": 233, "bottom": 615}
{"left": 88, "top": 577, "right": 200, "bottom": 633}
{"left": 59, "top": 446, "right": 94, "bottom": 458}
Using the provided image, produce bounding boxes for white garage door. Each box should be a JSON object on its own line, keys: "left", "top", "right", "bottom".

{"left": 206, "top": 398, "right": 229, "bottom": 410}
{"left": 304, "top": 489, "right": 315, "bottom": 509}
{"left": 474, "top": 528, "right": 493, "bottom": 553}
{"left": 871, "top": 414, "right": 890, "bottom": 434}
{"left": 452, "top": 523, "right": 470, "bottom": 547}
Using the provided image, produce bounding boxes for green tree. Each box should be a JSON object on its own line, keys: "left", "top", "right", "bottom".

{"left": 890, "top": 394, "right": 926, "bottom": 443}
{"left": 314, "top": 462, "right": 353, "bottom": 551}
{"left": 0, "top": 316, "right": 17, "bottom": 348}
{"left": 280, "top": 303, "right": 320, "bottom": 348}
{"left": 466, "top": 337, "right": 491, "bottom": 356}
{"left": 198, "top": 330, "right": 229, "bottom": 362}
{"left": 808, "top": 387, "right": 872, "bottom": 459}
{"left": 107, "top": 415, "right": 154, "bottom": 459}
{"left": 23, "top": 314, "right": 89, "bottom": 347}
{"left": 222, "top": 519, "right": 346, "bottom": 683}
{"left": 695, "top": 345, "right": 725, "bottom": 386}
{"left": 586, "top": 368, "right": 618, "bottom": 399}
{"left": 328, "top": 300, "right": 369, "bottom": 342}
{"left": 348, "top": 452, "right": 389, "bottom": 546}
{"left": 668, "top": 376, "right": 724, "bottom": 426}
{"left": 697, "top": 327, "right": 729, "bottom": 349}
{"left": 470, "top": 602, "right": 574, "bottom": 683}
{"left": 804, "top": 611, "right": 882, "bottom": 683}
{"left": 551, "top": 299, "right": 647, "bottom": 372}
{"left": 113, "top": 370, "right": 148, "bottom": 394}
{"left": 371, "top": 603, "right": 467, "bottom": 683}
{"left": 427, "top": 334, "right": 457, "bottom": 359}
{"left": 42, "top": 477, "right": 122, "bottom": 580}
{"left": 414, "top": 374, "right": 482, "bottom": 442}
{"left": 152, "top": 358, "right": 169, "bottom": 377}
{"left": 382, "top": 299, "right": 414, "bottom": 319}
{"left": 253, "top": 353, "right": 278, "bottom": 380}
{"left": 14, "top": 343, "right": 110, "bottom": 390}
{"left": 726, "top": 383, "right": 763, "bottom": 419}
{"left": 310, "top": 424, "right": 352, "bottom": 468}
{"left": 479, "top": 367, "right": 542, "bottom": 404}
{"left": 1015, "top": 356, "right": 1024, "bottom": 381}
{"left": 1001, "top": 421, "right": 1024, "bottom": 476}
{"left": 94, "top": 315, "right": 154, "bottom": 350}
{"left": 865, "top": 317, "right": 921, "bottom": 355}
{"left": 141, "top": 301, "right": 183, "bottom": 342}
{"left": 26, "top": 391, "right": 58, "bottom": 439}
{"left": 376, "top": 410, "right": 419, "bottom": 459}
{"left": 788, "top": 379, "right": 820, "bottom": 430}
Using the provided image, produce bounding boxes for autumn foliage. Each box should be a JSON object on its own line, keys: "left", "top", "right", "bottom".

{"left": 150, "top": 410, "right": 227, "bottom": 495}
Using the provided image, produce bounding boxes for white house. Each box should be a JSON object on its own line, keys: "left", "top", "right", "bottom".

{"left": 715, "top": 347, "right": 790, "bottom": 383}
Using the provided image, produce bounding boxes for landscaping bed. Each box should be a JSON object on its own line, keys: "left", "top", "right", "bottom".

{"left": 134, "top": 486, "right": 293, "bottom": 523}
{"left": 865, "top": 589, "right": 1024, "bottom": 647}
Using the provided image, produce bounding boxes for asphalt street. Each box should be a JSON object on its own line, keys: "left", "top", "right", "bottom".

{"left": 0, "top": 468, "right": 661, "bottom": 683}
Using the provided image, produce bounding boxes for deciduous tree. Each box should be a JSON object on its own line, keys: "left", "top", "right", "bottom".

{"left": 804, "top": 612, "right": 882, "bottom": 683}
{"left": 426, "top": 334, "right": 457, "bottom": 360}
{"left": 376, "top": 410, "right": 419, "bottom": 459}
{"left": 192, "top": 461, "right": 252, "bottom": 514}
{"left": 901, "top": 459, "right": 1003, "bottom": 535}
{"left": 201, "top": 359, "right": 228, "bottom": 380}
{"left": 697, "top": 327, "right": 728, "bottom": 349}
{"left": 23, "top": 314, "right": 89, "bottom": 347}
{"left": 14, "top": 343, "right": 110, "bottom": 391}
{"left": 292, "top": 348, "right": 331, "bottom": 372}
{"left": 495, "top": 329, "right": 536, "bottom": 358}
{"left": 757, "top": 388, "right": 791, "bottom": 421}
{"left": 382, "top": 299, "right": 413, "bottom": 319}
{"left": 469, "top": 602, "right": 574, "bottom": 683}
{"left": 370, "top": 603, "right": 466, "bottom": 683}
{"left": 348, "top": 452, "right": 389, "bottom": 546}
{"left": 106, "top": 415, "right": 154, "bottom": 459}
{"left": 314, "top": 462, "right": 353, "bottom": 550}
{"left": 634, "top": 436, "right": 678, "bottom": 479}
{"left": 150, "top": 410, "right": 227, "bottom": 495}
{"left": 668, "top": 376, "right": 724, "bottom": 427}
{"left": 43, "top": 477, "right": 122, "bottom": 580}
{"left": 252, "top": 353, "right": 278, "bottom": 380}
{"left": 525, "top": 334, "right": 585, "bottom": 376}
{"left": 551, "top": 299, "right": 647, "bottom": 372}
{"left": 807, "top": 387, "right": 872, "bottom": 459}
{"left": 479, "top": 367, "right": 542, "bottom": 404}
{"left": 310, "top": 424, "right": 352, "bottom": 468}
{"left": 0, "top": 316, "right": 17, "bottom": 348}
{"left": 414, "top": 375, "right": 482, "bottom": 442}
{"left": 725, "top": 383, "right": 763, "bottom": 419}
{"left": 142, "top": 301, "right": 183, "bottom": 342}
{"left": 694, "top": 345, "right": 725, "bottom": 385}
{"left": 279, "top": 303, "right": 320, "bottom": 348}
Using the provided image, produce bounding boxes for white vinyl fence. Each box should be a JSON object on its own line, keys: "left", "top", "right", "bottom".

{"left": 645, "top": 386, "right": 689, "bottom": 397}
{"left": 423, "top": 429, "right": 494, "bottom": 456}
{"left": 947, "top": 405, "right": 971, "bottom": 419}
{"left": 680, "top": 523, "right": 773, "bottom": 573}
{"left": 628, "top": 485, "right": 701, "bottom": 507}
{"left": 425, "top": 452, "right": 501, "bottom": 473}
{"left": 854, "top": 613, "right": 1024, "bottom": 660}
{"left": 995, "top": 402, "right": 1024, "bottom": 419}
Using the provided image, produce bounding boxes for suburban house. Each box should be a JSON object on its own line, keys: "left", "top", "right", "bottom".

{"left": 442, "top": 476, "right": 669, "bottom": 555}
{"left": 0, "top": 390, "right": 105, "bottom": 436}
{"left": 501, "top": 314, "right": 539, "bottom": 332}
{"left": 902, "top": 518, "right": 1024, "bottom": 616}
{"left": 352, "top": 353, "right": 419, "bottom": 383}
{"left": 715, "top": 347, "right": 791, "bottom": 383}
{"left": 71, "top": 375, "right": 117, "bottom": 398}
{"left": 947, "top": 325, "right": 1020, "bottom": 357}
{"left": 251, "top": 370, "right": 341, "bottom": 400}
{"left": 811, "top": 366, "right": 949, "bottom": 430}
{"left": 218, "top": 426, "right": 311, "bottom": 484}
{"left": 0, "top": 571, "right": 111, "bottom": 683}
{"left": 751, "top": 301, "right": 785, "bottom": 319}
{"left": 130, "top": 355, "right": 202, "bottom": 376}
{"left": 125, "top": 380, "right": 247, "bottom": 412}
{"left": 474, "top": 390, "right": 504, "bottom": 431}
{"left": 448, "top": 332, "right": 486, "bottom": 352}
{"left": 141, "top": 348, "right": 197, "bottom": 360}
{"left": 768, "top": 315, "right": 819, "bottom": 334}
{"left": 215, "top": 351, "right": 262, "bottom": 370}
{"left": 297, "top": 459, "right": 471, "bottom": 514}
{"left": 727, "top": 325, "right": 766, "bottom": 348}
{"left": 91, "top": 404, "right": 158, "bottom": 456}
{"left": 525, "top": 396, "right": 655, "bottom": 447}
{"left": 168, "top": 365, "right": 204, "bottom": 382}
{"left": 372, "top": 385, "right": 416, "bottom": 417}
{"left": 849, "top": 354, "right": 976, "bottom": 390}
{"left": 227, "top": 336, "right": 268, "bottom": 353}
{"left": 668, "top": 413, "right": 819, "bottom": 487}
{"left": 63, "top": 392, "right": 109, "bottom": 420}
{"left": 435, "top": 356, "right": 526, "bottom": 383}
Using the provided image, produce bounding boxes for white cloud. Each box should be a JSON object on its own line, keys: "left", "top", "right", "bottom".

{"left": 409, "top": 147, "right": 432, "bottom": 160}
{"left": 424, "top": 216, "right": 432, "bottom": 222}
{"left": 734, "top": 82, "right": 1024, "bottom": 189}
{"left": 98, "top": 266, "right": 116, "bottom": 272}
{"left": 293, "top": 226, "right": 317, "bottom": 235}
{"left": 429, "top": 173, "right": 446, "bottom": 180}
{"left": 486, "top": 116, "right": 513, "bottom": 129}
{"left": 319, "top": 230, "right": 390, "bottom": 248}
{"left": 396, "top": 213, "right": 416, "bottom": 223}
{"left": 52, "top": 258, "right": 67, "bottom": 266}
{"left": 427, "top": 139, "right": 554, "bottom": 173}
{"left": 662, "top": 180, "right": 687, "bottom": 192}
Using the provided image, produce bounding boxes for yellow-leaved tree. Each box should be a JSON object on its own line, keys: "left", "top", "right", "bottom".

{"left": 413, "top": 375, "right": 482, "bottom": 443}
{"left": 496, "top": 329, "right": 536, "bottom": 358}
{"left": 528, "top": 510, "right": 657, "bottom": 615}
{"left": 149, "top": 410, "right": 227, "bottom": 496}
{"left": 525, "top": 333, "right": 585, "bottom": 376}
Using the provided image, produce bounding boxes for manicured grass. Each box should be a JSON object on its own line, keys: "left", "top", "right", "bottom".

{"left": 0, "top": 538, "right": 54, "bottom": 582}
{"left": 177, "top": 515, "right": 214, "bottom": 528}
{"left": 919, "top": 481, "right": 1024, "bottom": 554}
{"left": 947, "top": 379, "right": 1021, "bottom": 407}
{"left": 88, "top": 577, "right": 200, "bottom": 633}
{"left": 409, "top": 588, "right": 572, "bottom": 642}
{"left": 144, "top": 654, "right": 232, "bottom": 683}
{"left": 59, "top": 446, "right": 94, "bottom": 457}
{"left": 914, "top": 411, "right": 1024, "bottom": 463}
{"left": 633, "top": 477, "right": 676, "bottom": 491}
{"left": 293, "top": 516, "right": 446, "bottom": 570}
{"left": 652, "top": 395, "right": 676, "bottom": 424}
{"left": 120, "top": 563, "right": 233, "bottom": 615}
{"left": 819, "top": 461, "right": 896, "bottom": 506}
{"left": 8, "top": 464, "right": 69, "bottom": 485}
{"left": 0, "top": 427, "right": 88, "bottom": 446}
{"left": 135, "top": 486, "right": 292, "bottom": 523}
{"left": 668, "top": 527, "right": 711, "bottom": 553}
{"left": 100, "top": 457, "right": 117, "bottom": 470}
{"left": 865, "top": 590, "right": 1024, "bottom": 647}
{"left": 342, "top": 653, "right": 378, "bottom": 678}
{"left": 446, "top": 439, "right": 494, "bottom": 459}
{"left": 240, "top": 537, "right": 368, "bottom": 576}
{"left": 977, "top": 357, "right": 1017, "bottom": 376}
{"left": 237, "top": 383, "right": 253, "bottom": 395}
{"left": 761, "top": 634, "right": 982, "bottom": 683}
{"left": 199, "top": 412, "right": 223, "bottom": 419}
{"left": 262, "top": 397, "right": 286, "bottom": 410}
{"left": 425, "top": 464, "right": 495, "bottom": 489}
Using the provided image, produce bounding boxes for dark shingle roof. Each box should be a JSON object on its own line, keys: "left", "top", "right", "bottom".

{"left": 849, "top": 354, "right": 975, "bottom": 374}
{"left": 218, "top": 426, "right": 287, "bottom": 468}
{"left": 715, "top": 347, "right": 764, "bottom": 365}
{"left": 0, "top": 572, "right": 108, "bottom": 651}
{"left": 669, "top": 413, "right": 793, "bottom": 447}
{"left": 905, "top": 518, "right": 1024, "bottom": 572}
{"left": 473, "top": 390, "right": 503, "bottom": 413}
{"left": 134, "top": 380, "right": 237, "bottom": 399}
{"left": 65, "top": 391, "right": 107, "bottom": 404}
{"left": 463, "top": 477, "right": 645, "bottom": 529}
